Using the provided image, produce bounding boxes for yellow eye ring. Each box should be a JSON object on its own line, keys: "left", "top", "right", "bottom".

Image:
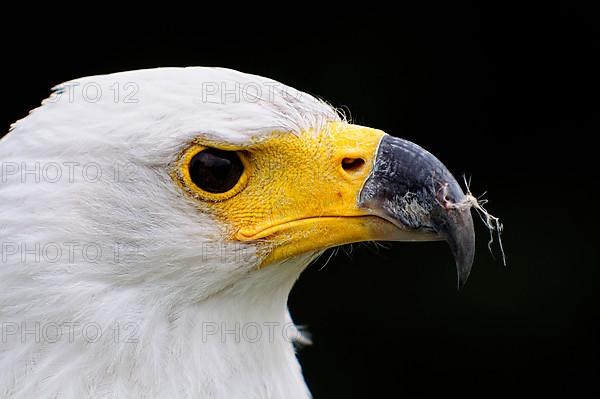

{"left": 174, "top": 144, "right": 250, "bottom": 202}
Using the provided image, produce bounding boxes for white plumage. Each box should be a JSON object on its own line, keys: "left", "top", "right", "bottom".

{"left": 0, "top": 68, "right": 341, "bottom": 398}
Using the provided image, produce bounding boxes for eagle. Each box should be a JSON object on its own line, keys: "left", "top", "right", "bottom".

{"left": 0, "top": 68, "right": 475, "bottom": 398}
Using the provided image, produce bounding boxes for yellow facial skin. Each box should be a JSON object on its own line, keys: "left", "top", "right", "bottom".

{"left": 173, "top": 122, "right": 416, "bottom": 266}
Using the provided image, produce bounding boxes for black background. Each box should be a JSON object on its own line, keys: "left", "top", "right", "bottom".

{"left": 1, "top": 5, "right": 598, "bottom": 398}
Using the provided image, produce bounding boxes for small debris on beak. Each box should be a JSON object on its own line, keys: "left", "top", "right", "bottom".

{"left": 437, "top": 177, "right": 506, "bottom": 266}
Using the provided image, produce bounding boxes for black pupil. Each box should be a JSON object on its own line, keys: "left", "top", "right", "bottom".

{"left": 188, "top": 149, "right": 244, "bottom": 193}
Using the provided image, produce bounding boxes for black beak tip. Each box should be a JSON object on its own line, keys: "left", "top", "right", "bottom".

{"left": 358, "top": 134, "right": 477, "bottom": 290}
{"left": 457, "top": 266, "right": 471, "bottom": 291}
{"left": 452, "top": 219, "right": 476, "bottom": 290}
{"left": 438, "top": 207, "right": 476, "bottom": 291}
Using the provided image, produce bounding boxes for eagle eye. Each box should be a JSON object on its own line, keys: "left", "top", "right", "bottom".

{"left": 188, "top": 148, "right": 244, "bottom": 194}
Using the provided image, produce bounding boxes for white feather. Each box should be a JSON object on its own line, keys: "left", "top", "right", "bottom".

{"left": 0, "top": 67, "right": 340, "bottom": 398}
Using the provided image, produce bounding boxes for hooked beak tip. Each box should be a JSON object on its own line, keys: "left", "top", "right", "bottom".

{"left": 359, "top": 134, "right": 476, "bottom": 288}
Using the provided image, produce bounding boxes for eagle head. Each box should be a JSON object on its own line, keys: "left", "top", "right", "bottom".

{"left": 0, "top": 68, "right": 475, "bottom": 398}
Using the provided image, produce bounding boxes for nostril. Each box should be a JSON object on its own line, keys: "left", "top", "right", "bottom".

{"left": 341, "top": 157, "right": 365, "bottom": 173}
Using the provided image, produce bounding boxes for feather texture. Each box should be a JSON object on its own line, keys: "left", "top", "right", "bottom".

{"left": 0, "top": 67, "right": 339, "bottom": 398}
